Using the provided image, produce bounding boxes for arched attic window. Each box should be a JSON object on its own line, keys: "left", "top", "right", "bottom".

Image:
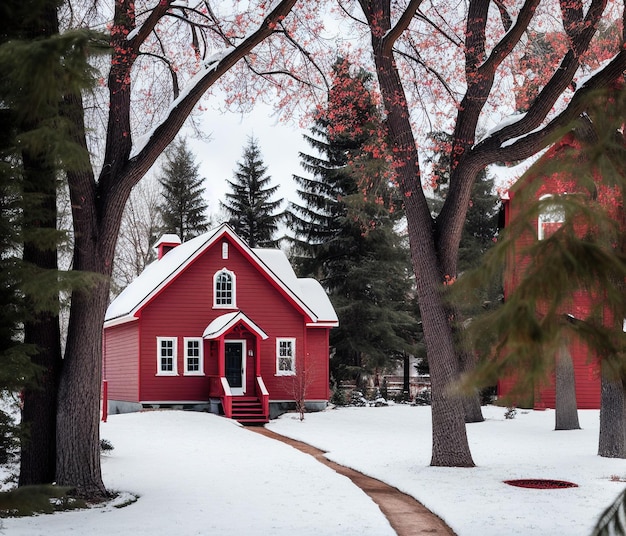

{"left": 538, "top": 194, "right": 566, "bottom": 240}
{"left": 213, "top": 268, "right": 236, "bottom": 308}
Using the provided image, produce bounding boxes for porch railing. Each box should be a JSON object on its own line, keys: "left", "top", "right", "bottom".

{"left": 256, "top": 376, "right": 269, "bottom": 419}
{"left": 208, "top": 375, "right": 233, "bottom": 419}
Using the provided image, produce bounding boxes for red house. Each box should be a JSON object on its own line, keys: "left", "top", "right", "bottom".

{"left": 103, "top": 223, "right": 338, "bottom": 424}
{"left": 499, "top": 132, "right": 603, "bottom": 409}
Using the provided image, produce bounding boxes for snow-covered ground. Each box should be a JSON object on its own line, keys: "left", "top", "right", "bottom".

{"left": 2, "top": 405, "right": 625, "bottom": 535}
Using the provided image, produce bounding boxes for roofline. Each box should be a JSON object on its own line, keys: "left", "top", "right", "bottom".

{"left": 242, "top": 244, "right": 318, "bottom": 322}
{"left": 107, "top": 223, "right": 322, "bottom": 323}
{"left": 306, "top": 321, "right": 339, "bottom": 328}
{"left": 103, "top": 315, "right": 138, "bottom": 329}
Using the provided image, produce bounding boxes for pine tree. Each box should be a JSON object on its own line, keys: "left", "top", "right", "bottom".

{"left": 0, "top": 111, "right": 40, "bottom": 465}
{"left": 157, "top": 139, "right": 209, "bottom": 241}
{"left": 0, "top": 0, "right": 103, "bottom": 484}
{"left": 288, "top": 59, "right": 419, "bottom": 387}
{"left": 221, "top": 136, "right": 283, "bottom": 248}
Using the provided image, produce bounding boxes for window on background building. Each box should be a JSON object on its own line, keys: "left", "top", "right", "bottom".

{"left": 184, "top": 337, "right": 204, "bottom": 375}
{"left": 538, "top": 194, "right": 566, "bottom": 240}
{"left": 276, "top": 338, "right": 296, "bottom": 375}
{"left": 157, "top": 337, "right": 178, "bottom": 375}
{"left": 214, "top": 268, "right": 236, "bottom": 308}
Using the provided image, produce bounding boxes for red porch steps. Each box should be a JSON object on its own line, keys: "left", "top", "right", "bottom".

{"left": 231, "top": 396, "right": 269, "bottom": 426}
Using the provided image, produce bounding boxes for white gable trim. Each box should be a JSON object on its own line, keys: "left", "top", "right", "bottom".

{"left": 104, "top": 315, "right": 139, "bottom": 329}
{"left": 203, "top": 311, "right": 269, "bottom": 340}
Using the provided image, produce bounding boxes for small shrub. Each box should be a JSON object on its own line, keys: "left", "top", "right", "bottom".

{"left": 393, "top": 391, "right": 411, "bottom": 404}
{"left": 380, "top": 379, "right": 388, "bottom": 400}
{"left": 504, "top": 406, "right": 517, "bottom": 419}
{"left": 330, "top": 385, "right": 347, "bottom": 406}
{"left": 413, "top": 388, "right": 432, "bottom": 406}
{"left": 348, "top": 390, "right": 368, "bottom": 407}
{"left": 100, "top": 438, "right": 114, "bottom": 454}
{"left": 372, "top": 396, "right": 388, "bottom": 407}
{"left": 0, "top": 485, "right": 85, "bottom": 517}
{"left": 480, "top": 386, "right": 497, "bottom": 405}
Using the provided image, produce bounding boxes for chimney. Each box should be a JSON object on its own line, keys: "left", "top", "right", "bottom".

{"left": 154, "top": 234, "right": 182, "bottom": 260}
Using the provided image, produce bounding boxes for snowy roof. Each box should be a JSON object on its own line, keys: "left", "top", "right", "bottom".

{"left": 203, "top": 311, "right": 268, "bottom": 340}
{"left": 105, "top": 224, "right": 338, "bottom": 328}
{"left": 153, "top": 234, "right": 182, "bottom": 248}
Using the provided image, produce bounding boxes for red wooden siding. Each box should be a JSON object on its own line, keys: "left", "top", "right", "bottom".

{"left": 136, "top": 236, "right": 319, "bottom": 403}
{"left": 499, "top": 145, "right": 602, "bottom": 409}
{"left": 302, "top": 328, "right": 331, "bottom": 400}
{"left": 104, "top": 322, "right": 139, "bottom": 402}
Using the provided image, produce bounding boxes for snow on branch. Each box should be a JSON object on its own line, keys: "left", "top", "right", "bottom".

{"left": 130, "top": 49, "right": 229, "bottom": 159}
{"left": 126, "top": 0, "right": 297, "bottom": 174}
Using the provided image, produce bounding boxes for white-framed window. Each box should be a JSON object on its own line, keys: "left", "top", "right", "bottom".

{"left": 222, "top": 241, "right": 229, "bottom": 259}
{"left": 213, "top": 268, "right": 236, "bottom": 308}
{"left": 184, "top": 337, "right": 204, "bottom": 376}
{"left": 276, "top": 338, "right": 296, "bottom": 376}
{"left": 538, "top": 194, "right": 565, "bottom": 240}
{"left": 157, "top": 337, "right": 178, "bottom": 376}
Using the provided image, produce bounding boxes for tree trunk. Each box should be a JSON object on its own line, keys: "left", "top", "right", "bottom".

{"left": 19, "top": 314, "right": 61, "bottom": 485}
{"left": 54, "top": 91, "right": 110, "bottom": 499}
{"left": 455, "top": 310, "right": 484, "bottom": 423}
{"left": 20, "top": 184, "right": 61, "bottom": 485}
{"left": 17, "top": 0, "right": 62, "bottom": 488}
{"left": 19, "top": 204, "right": 61, "bottom": 486}
{"left": 554, "top": 342, "right": 580, "bottom": 431}
{"left": 415, "top": 256, "right": 475, "bottom": 467}
{"left": 56, "top": 282, "right": 109, "bottom": 498}
{"left": 598, "top": 367, "right": 626, "bottom": 458}
{"left": 365, "top": 2, "right": 474, "bottom": 467}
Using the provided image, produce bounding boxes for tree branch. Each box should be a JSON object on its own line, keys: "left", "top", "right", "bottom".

{"left": 393, "top": 47, "right": 457, "bottom": 102}
{"left": 479, "top": 0, "right": 540, "bottom": 78}
{"left": 484, "top": 50, "right": 626, "bottom": 163}
{"left": 120, "top": 0, "right": 298, "bottom": 192}
{"left": 382, "top": 0, "right": 423, "bottom": 55}
{"left": 127, "top": 0, "right": 174, "bottom": 51}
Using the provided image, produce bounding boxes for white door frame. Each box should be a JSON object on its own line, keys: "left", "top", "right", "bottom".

{"left": 225, "top": 339, "right": 246, "bottom": 396}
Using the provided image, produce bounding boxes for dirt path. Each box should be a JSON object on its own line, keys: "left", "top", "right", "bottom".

{"left": 249, "top": 427, "right": 456, "bottom": 536}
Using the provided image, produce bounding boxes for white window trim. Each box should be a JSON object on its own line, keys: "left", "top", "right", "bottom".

{"left": 184, "top": 337, "right": 204, "bottom": 376}
{"left": 276, "top": 338, "right": 296, "bottom": 376}
{"left": 156, "top": 337, "right": 178, "bottom": 376}
{"left": 538, "top": 194, "right": 565, "bottom": 240}
{"left": 213, "top": 268, "right": 237, "bottom": 309}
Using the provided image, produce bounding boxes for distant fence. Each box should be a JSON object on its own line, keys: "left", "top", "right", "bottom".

{"left": 335, "top": 375, "right": 431, "bottom": 401}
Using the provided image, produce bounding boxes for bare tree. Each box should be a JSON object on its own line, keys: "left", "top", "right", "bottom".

{"left": 352, "top": 0, "right": 626, "bottom": 466}
{"left": 111, "top": 178, "right": 163, "bottom": 294}
{"left": 56, "top": 0, "right": 301, "bottom": 497}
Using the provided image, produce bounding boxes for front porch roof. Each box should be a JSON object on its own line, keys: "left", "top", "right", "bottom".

{"left": 202, "top": 311, "right": 269, "bottom": 340}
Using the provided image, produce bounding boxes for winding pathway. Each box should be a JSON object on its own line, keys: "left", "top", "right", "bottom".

{"left": 249, "top": 427, "right": 456, "bottom": 536}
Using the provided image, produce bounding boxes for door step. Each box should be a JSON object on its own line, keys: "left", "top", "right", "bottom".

{"left": 231, "top": 397, "right": 269, "bottom": 425}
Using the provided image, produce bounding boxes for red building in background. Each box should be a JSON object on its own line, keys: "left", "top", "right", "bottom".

{"left": 499, "top": 133, "right": 603, "bottom": 409}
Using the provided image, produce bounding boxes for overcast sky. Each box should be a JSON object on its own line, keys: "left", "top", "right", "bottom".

{"left": 186, "top": 102, "right": 310, "bottom": 220}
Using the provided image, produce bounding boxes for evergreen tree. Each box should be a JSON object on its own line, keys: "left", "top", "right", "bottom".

{"left": 157, "top": 139, "right": 209, "bottom": 241}
{"left": 0, "top": 113, "right": 39, "bottom": 466}
{"left": 221, "top": 136, "right": 283, "bottom": 248}
{"left": 0, "top": 0, "right": 104, "bottom": 483}
{"left": 288, "top": 59, "right": 419, "bottom": 386}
